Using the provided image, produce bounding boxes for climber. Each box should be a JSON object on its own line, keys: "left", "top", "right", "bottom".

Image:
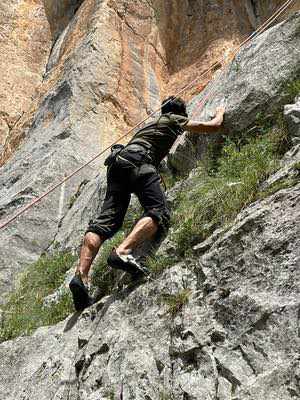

{"left": 69, "top": 96, "right": 225, "bottom": 311}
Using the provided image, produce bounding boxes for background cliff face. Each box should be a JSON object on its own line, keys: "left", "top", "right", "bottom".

{"left": 0, "top": 2, "right": 300, "bottom": 399}
{"left": 2, "top": 0, "right": 299, "bottom": 164}
{"left": 0, "top": 0, "right": 51, "bottom": 152}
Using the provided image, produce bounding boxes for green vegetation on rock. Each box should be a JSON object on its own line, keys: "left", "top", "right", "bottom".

{"left": 172, "top": 123, "right": 292, "bottom": 255}
{"left": 258, "top": 177, "right": 299, "bottom": 199}
{"left": 91, "top": 232, "right": 125, "bottom": 297}
{"left": 146, "top": 254, "right": 173, "bottom": 276}
{"left": 160, "top": 288, "right": 191, "bottom": 317}
{"left": 285, "top": 78, "right": 300, "bottom": 101}
{"left": 1, "top": 111, "right": 297, "bottom": 342}
{"left": 0, "top": 252, "right": 76, "bottom": 343}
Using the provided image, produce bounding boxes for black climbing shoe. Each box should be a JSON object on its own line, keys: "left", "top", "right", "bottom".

{"left": 69, "top": 274, "right": 93, "bottom": 311}
{"left": 107, "top": 248, "right": 150, "bottom": 278}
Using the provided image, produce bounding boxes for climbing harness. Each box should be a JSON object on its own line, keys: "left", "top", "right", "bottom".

{"left": 104, "top": 144, "right": 125, "bottom": 167}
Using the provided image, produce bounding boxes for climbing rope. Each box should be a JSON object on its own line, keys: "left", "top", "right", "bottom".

{"left": 0, "top": 0, "right": 295, "bottom": 231}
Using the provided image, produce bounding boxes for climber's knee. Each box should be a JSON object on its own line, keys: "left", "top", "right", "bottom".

{"left": 143, "top": 207, "right": 171, "bottom": 236}
{"left": 83, "top": 232, "right": 102, "bottom": 253}
{"left": 85, "top": 219, "right": 121, "bottom": 241}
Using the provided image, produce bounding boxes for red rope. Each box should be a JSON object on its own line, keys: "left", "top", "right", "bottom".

{"left": 0, "top": 0, "right": 295, "bottom": 231}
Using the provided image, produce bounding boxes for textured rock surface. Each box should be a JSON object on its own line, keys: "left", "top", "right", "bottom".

{"left": 171, "top": 11, "right": 300, "bottom": 174}
{"left": 0, "top": 3, "right": 300, "bottom": 399}
{"left": 285, "top": 96, "right": 300, "bottom": 142}
{"left": 43, "top": 0, "right": 85, "bottom": 39}
{"left": 3, "top": 0, "right": 294, "bottom": 299}
{"left": 3, "top": 0, "right": 298, "bottom": 163}
{"left": 0, "top": 171, "right": 299, "bottom": 399}
{"left": 0, "top": 0, "right": 164, "bottom": 300}
{"left": 2, "top": 7, "right": 300, "bottom": 299}
{"left": 0, "top": 0, "right": 51, "bottom": 148}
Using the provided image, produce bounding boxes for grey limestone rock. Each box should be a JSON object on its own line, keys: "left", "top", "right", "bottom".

{"left": 196, "top": 11, "right": 300, "bottom": 132}
{"left": 0, "top": 0, "right": 122, "bottom": 301}
{"left": 1, "top": 10, "right": 300, "bottom": 400}
{"left": 0, "top": 176, "right": 299, "bottom": 399}
{"left": 168, "top": 11, "right": 300, "bottom": 175}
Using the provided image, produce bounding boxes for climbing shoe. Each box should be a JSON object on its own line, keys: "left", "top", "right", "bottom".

{"left": 69, "top": 273, "right": 93, "bottom": 311}
{"left": 107, "top": 248, "right": 150, "bottom": 278}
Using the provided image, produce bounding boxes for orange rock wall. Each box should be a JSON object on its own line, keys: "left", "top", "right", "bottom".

{"left": 1, "top": 0, "right": 299, "bottom": 164}
{"left": 0, "top": 0, "right": 51, "bottom": 148}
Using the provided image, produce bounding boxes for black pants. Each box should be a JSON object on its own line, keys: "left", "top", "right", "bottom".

{"left": 86, "top": 161, "right": 170, "bottom": 240}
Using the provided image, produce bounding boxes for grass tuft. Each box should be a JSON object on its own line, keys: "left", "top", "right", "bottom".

{"left": 258, "top": 178, "right": 299, "bottom": 199}
{"left": 285, "top": 79, "right": 300, "bottom": 101}
{"left": 160, "top": 289, "right": 191, "bottom": 317}
{"left": 147, "top": 254, "right": 173, "bottom": 276}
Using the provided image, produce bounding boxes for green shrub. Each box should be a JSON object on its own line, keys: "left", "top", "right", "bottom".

{"left": 172, "top": 129, "right": 287, "bottom": 255}
{"left": 258, "top": 178, "right": 299, "bottom": 199}
{"left": 292, "top": 161, "right": 300, "bottom": 171}
{"left": 0, "top": 252, "right": 76, "bottom": 343}
{"left": 160, "top": 169, "right": 180, "bottom": 190}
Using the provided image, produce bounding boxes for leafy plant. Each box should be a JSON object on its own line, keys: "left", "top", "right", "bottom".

{"left": 258, "top": 178, "right": 299, "bottom": 199}
{"left": 285, "top": 78, "right": 300, "bottom": 101}
{"left": 103, "top": 388, "right": 116, "bottom": 400}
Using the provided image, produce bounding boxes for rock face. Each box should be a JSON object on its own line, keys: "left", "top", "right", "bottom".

{"left": 0, "top": 163, "right": 299, "bottom": 399}
{"left": 43, "top": 0, "right": 85, "bottom": 39}
{"left": 0, "top": 2, "right": 300, "bottom": 399}
{"left": 0, "top": 0, "right": 164, "bottom": 301}
{"left": 3, "top": 0, "right": 298, "bottom": 163}
{"left": 171, "top": 11, "right": 300, "bottom": 174}
{"left": 285, "top": 96, "right": 300, "bottom": 143}
{"left": 0, "top": 0, "right": 51, "bottom": 149}
{"left": 3, "top": 0, "right": 297, "bottom": 299}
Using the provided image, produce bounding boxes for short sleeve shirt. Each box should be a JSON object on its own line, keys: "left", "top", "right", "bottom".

{"left": 128, "top": 113, "right": 189, "bottom": 166}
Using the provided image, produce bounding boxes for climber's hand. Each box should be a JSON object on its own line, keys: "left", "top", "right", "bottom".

{"left": 185, "top": 105, "right": 225, "bottom": 134}
{"left": 215, "top": 106, "right": 225, "bottom": 118}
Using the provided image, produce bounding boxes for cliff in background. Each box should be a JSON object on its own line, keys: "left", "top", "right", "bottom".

{"left": 2, "top": 0, "right": 299, "bottom": 163}
{"left": 0, "top": 1, "right": 300, "bottom": 399}
{"left": 0, "top": 0, "right": 51, "bottom": 152}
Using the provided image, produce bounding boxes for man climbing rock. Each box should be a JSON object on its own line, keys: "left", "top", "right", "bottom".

{"left": 69, "top": 96, "right": 225, "bottom": 310}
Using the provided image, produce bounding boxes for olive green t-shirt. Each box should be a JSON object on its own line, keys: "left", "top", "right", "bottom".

{"left": 128, "top": 113, "right": 188, "bottom": 166}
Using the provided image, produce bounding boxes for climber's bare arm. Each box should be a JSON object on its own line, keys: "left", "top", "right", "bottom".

{"left": 185, "top": 107, "right": 225, "bottom": 134}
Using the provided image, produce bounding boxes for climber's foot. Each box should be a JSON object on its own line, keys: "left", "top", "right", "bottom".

{"left": 69, "top": 273, "right": 93, "bottom": 311}
{"left": 107, "top": 248, "right": 150, "bottom": 278}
